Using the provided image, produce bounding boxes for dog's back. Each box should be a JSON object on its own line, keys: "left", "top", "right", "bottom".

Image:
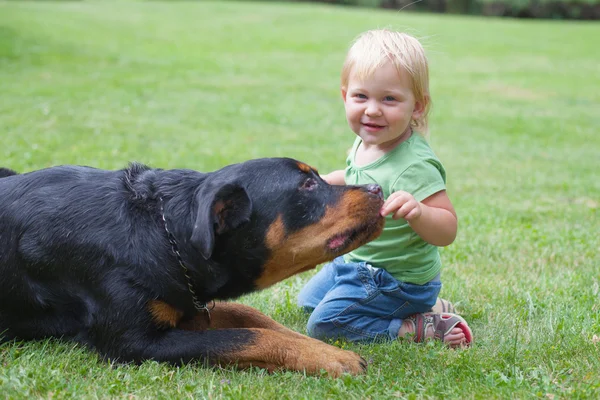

{"left": 0, "top": 168, "right": 17, "bottom": 178}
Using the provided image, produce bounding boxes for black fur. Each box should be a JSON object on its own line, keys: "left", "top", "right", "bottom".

{"left": 0, "top": 168, "right": 17, "bottom": 178}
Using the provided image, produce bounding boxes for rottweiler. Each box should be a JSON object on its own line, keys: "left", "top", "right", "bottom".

{"left": 0, "top": 158, "right": 384, "bottom": 377}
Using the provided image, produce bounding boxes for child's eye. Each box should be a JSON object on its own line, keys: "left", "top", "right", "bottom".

{"left": 354, "top": 93, "right": 367, "bottom": 99}
{"left": 384, "top": 96, "right": 397, "bottom": 102}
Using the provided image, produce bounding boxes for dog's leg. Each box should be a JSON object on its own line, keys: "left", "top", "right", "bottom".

{"left": 146, "top": 300, "right": 366, "bottom": 376}
{"left": 180, "top": 302, "right": 300, "bottom": 336}
{"left": 116, "top": 327, "right": 365, "bottom": 377}
{"left": 175, "top": 302, "right": 366, "bottom": 376}
{"left": 151, "top": 300, "right": 299, "bottom": 336}
{"left": 206, "top": 327, "right": 367, "bottom": 377}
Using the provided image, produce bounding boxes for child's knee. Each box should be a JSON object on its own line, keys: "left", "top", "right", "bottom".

{"left": 306, "top": 311, "right": 338, "bottom": 340}
{"left": 296, "top": 289, "right": 315, "bottom": 309}
{"left": 306, "top": 319, "right": 332, "bottom": 340}
{"left": 299, "top": 305, "right": 314, "bottom": 314}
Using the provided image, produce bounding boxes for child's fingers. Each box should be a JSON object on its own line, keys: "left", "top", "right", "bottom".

{"left": 381, "top": 195, "right": 408, "bottom": 216}
{"left": 382, "top": 191, "right": 418, "bottom": 216}
{"left": 402, "top": 206, "right": 420, "bottom": 221}
{"left": 392, "top": 202, "right": 416, "bottom": 220}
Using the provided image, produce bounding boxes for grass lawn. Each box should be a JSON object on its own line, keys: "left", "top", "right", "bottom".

{"left": 1, "top": 0, "right": 599, "bottom": 398}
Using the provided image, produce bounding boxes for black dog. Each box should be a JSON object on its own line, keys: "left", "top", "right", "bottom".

{"left": 0, "top": 158, "right": 384, "bottom": 376}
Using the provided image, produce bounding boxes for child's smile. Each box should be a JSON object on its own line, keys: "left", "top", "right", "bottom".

{"left": 361, "top": 121, "right": 386, "bottom": 133}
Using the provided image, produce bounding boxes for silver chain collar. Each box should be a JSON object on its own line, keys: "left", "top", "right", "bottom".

{"left": 159, "top": 197, "right": 214, "bottom": 318}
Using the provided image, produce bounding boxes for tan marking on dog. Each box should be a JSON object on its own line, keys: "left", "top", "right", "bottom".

{"left": 148, "top": 300, "right": 183, "bottom": 328}
{"left": 265, "top": 216, "right": 286, "bottom": 248}
{"left": 181, "top": 302, "right": 297, "bottom": 333}
{"left": 213, "top": 199, "right": 227, "bottom": 234}
{"left": 215, "top": 328, "right": 366, "bottom": 377}
{"left": 256, "top": 189, "right": 384, "bottom": 289}
{"left": 296, "top": 162, "right": 315, "bottom": 174}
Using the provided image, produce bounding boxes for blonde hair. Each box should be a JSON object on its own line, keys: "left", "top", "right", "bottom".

{"left": 341, "top": 29, "right": 431, "bottom": 134}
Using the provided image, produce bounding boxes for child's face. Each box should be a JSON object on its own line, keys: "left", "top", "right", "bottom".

{"left": 342, "top": 62, "right": 424, "bottom": 149}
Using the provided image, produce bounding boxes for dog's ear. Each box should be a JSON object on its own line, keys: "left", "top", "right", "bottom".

{"left": 190, "top": 182, "right": 252, "bottom": 259}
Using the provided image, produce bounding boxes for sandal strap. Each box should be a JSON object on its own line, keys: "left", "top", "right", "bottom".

{"left": 431, "top": 313, "right": 467, "bottom": 341}
{"left": 405, "top": 313, "right": 468, "bottom": 343}
{"left": 413, "top": 313, "right": 426, "bottom": 342}
{"left": 405, "top": 313, "right": 434, "bottom": 343}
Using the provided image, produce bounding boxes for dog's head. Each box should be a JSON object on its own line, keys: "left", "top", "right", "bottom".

{"left": 190, "top": 157, "right": 385, "bottom": 289}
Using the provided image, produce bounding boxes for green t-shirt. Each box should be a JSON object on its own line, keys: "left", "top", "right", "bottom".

{"left": 343, "top": 133, "right": 446, "bottom": 285}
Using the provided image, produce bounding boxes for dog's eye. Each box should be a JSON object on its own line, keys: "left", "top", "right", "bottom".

{"left": 300, "top": 178, "right": 318, "bottom": 191}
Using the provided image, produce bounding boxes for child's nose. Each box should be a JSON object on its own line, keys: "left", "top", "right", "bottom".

{"left": 364, "top": 102, "right": 382, "bottom": 117}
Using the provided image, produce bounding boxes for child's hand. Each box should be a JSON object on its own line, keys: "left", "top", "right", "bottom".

{"left": 380, "top": 191, "right": 422, "bottom": 221}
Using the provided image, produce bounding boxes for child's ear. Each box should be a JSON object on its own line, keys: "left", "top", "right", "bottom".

{"left": 412, "top": 95, "right": 429, "bottom": 120}
{"left": 341, "top": 87, "right": 347, "bottom": 102}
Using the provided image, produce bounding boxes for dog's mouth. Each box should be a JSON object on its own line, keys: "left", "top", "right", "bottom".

{"left": 326, "top": 220, "right": 383, "bottom": 254}
{"left": 327, "top": 230, "right": 355, "bottom": 252}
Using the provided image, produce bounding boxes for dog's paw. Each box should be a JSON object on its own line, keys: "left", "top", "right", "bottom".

{"left": 295, "top": 341, "right": 367, "bottom": 378}
{"left": 322, "top": 347, "right": 367, "bottom": 378}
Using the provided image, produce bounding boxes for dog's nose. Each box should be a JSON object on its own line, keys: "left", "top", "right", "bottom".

{"left": 366, "top": 184, "right": 383, "bottom": 199}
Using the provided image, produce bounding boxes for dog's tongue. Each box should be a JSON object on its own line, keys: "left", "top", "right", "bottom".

{"left": 328, "top": 234, "right": 349, "bottom": 250}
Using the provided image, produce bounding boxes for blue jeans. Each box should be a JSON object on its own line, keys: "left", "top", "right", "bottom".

{"left": 297, "top": 257, "right": 441, "bottom": 342}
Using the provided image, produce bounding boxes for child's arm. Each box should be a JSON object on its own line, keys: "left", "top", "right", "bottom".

{"left": 321, "top": 170, "right": 346, "bottom": 185}
{"left": 380, "top": 190, "right": 457, "bottom": 247}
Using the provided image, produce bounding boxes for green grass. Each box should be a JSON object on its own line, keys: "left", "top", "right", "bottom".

{"left": 1, "top": 0, "right": 599, "bottom": 398}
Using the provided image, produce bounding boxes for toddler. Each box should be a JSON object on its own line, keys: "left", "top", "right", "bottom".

{"left": 298, "top": 29, "right": 472, "bottom": 347}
